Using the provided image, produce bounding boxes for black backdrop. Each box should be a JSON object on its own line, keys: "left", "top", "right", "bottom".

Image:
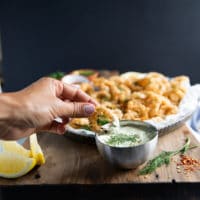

{"left": 0, "top": 0, "right": 200, "bottom": 91}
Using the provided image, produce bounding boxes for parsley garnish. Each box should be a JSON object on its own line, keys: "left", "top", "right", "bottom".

{"left": 97, "top": 116, "right": 110, "bottom": 125}
{"left": 107, "top": 134, "right": 142, "bottom": 146}
{"left": 49, "top": 71, "right": 65, "bottom": 80}
{"left": 138, "top": 137, "right": 196, "bottom": 175}
{"left": 79, "top": 70, "right": 95, "bottom": 76}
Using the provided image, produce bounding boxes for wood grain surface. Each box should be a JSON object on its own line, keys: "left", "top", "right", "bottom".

{"left": 0, "top": 124, "right": 199, "bottom": 185}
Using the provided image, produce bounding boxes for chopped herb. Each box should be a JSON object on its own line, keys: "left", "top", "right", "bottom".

{"left": 97, "top": 116, "right": 110, "bottom": 125}
{"left": 106, "top": 134, "right": 142, "bottom": 146}
{"left": 79, "top": 70, "right": 95, "bottom": 76}
{"left": 49, "top": 71, "right": 65, "bottom": 80}
{"left": 138, "top": 138, "right": 196, "bottom": 175}
{"left": 81, "top": 125, "right": 91, "bottom": 131}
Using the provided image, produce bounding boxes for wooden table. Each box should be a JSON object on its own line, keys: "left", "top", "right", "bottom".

{"left": 0, "top": 124, "right": 200, "bottom": 199}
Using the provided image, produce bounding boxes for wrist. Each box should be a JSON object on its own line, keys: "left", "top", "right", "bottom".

{"left": 0, "top": 93, "right": 22, "bottom": 121}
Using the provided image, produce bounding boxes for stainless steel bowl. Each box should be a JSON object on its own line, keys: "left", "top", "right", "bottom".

{"left": 95, "top": 120, "right": 158, "bottom": 169}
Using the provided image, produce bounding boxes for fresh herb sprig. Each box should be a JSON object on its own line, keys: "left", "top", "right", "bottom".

{"left": 49, "top": 71, "right": 65, "bottom": 80}
{"left": 97, "top": 116, "right": 110, "bottom": 126}
{"left": 81, "top": 125, "right": 91, "bottom": 131}
{"left": 138, "top": 137, "right": 196, "bottom": 175}
{"left": 79, "top": 70, "right": 95, "bottom": 76}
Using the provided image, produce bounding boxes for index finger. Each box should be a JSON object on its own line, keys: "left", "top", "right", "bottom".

{"left": 62, "top": 83, "right": 98, "bottom": 105}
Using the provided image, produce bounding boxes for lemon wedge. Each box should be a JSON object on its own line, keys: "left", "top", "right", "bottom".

{"left": 0, "top": 133, "right": 45, "bottom": 178}
{"left": 30, "top": 133, "right": 45, "bottom": 165}
{"left": 0, "top": 134, "right": 45, "bottom": 179}
{"left": 0, "top": 140, "right": 31, "bottom": 157}
{"left": 0, "top": 152, "right": 36, "bottom": 179}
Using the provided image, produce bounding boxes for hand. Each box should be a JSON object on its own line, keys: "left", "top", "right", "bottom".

{"left": 0, "top": 77, "right": 97, "bottom": 140}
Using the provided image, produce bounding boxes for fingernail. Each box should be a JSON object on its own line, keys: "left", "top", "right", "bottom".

{"left": 71, "top": 84, "right": 80, "bottom": 89}
{"left": 84, "top": 104, "right": 95, "bottom": 115}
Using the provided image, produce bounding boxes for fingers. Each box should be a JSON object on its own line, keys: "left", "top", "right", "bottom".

{"left": 59, "top": 101, "right": 95, "bottom": 118}
{"left": 88, "top": 98, "right": 99, "bottom": 106}
{"left": 53, "top": 82, "right": 97, "bottom": 118}
{"left": 61, "top": 83, "right": 97, "bottom": 105}
{"left": 36, "top": 116, "right": 70, "bottom": 135}
{"left": 49, "top": 117, "right": 69, "bottom": 134}
{"left": 44, "top": 102, "right": 95, "bottom": 134}
{"left": 41, "top": 120, "right": 65, "bottom": 135}
{"left": 43, "top": 102, "right": 95, "bottom": 134}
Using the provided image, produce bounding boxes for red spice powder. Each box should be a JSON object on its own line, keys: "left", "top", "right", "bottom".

{"left": 177, "top": 155, "right": 200, "bottom": 173}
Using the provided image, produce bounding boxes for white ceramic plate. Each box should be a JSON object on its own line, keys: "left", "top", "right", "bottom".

{"left": 65, "top": 73, "right": 200, "bottom": 139}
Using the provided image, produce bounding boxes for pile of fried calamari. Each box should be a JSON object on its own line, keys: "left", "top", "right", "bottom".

{"left": 69, "top": 72, "right": 190, "bottom": 131}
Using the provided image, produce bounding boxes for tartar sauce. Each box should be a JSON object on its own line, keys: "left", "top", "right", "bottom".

{"left": 98, "top": 125, "right": 149, "bottom": 147}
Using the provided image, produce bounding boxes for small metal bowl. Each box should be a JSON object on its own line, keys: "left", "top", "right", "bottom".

{"left": 95, "top": 120, "right": 158, "bottom": 169}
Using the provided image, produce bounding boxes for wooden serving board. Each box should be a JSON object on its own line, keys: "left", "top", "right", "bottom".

{"left": 0, "top": 124, "right": 199, "bottom": 185}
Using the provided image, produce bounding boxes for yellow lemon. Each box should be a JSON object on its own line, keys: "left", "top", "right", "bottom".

{"left": 30, "top": 133, "right": 45, "bottom": 165}
{"left": 0, "top": 152, "right": 36, "bottom": 179}
{"left": 0, "top": 140, "right": 31, "bottom": 157}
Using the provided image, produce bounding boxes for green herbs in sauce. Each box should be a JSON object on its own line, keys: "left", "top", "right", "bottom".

{"left": 98, "top": 126, "right": 150, "bottom": 147}
{"left": 106, "top": 133, "right": 142, "bottom": 146}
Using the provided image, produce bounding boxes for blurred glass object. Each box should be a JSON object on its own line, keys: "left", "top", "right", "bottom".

{"left": 190, "top": 105, "right": 200, "bottom": 134}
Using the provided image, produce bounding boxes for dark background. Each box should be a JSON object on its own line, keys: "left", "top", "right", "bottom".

{"left": 1, "top": 1, "right": 200, "bottom": 199}
{"left": 0, "top": 0, "right": 200, "bottom": 92}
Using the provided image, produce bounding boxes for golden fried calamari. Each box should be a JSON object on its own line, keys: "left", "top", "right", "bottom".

{"left": 69, "top": 71, "right": 190, "bottom": 131}
{"left": 87, "top": 106, "right": 117, "bottom": 132}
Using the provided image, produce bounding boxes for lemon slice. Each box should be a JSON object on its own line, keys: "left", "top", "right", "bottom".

{"left": 30, "top": 133, "right": 45, "bottom": 165}
{"left": 0, "top": 152, "right": 36, "bottom": 179}
{"left": 0, "top": 140, "right": 31, "bottom": 157}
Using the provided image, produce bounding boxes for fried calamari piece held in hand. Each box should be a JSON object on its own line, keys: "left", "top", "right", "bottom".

{"left": 88, "top": 106, "right": 118, "bottom": 133}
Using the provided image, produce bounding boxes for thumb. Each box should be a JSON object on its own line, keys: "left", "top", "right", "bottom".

{"left": 59, "top": 101, "right": 95, "bottom": 118}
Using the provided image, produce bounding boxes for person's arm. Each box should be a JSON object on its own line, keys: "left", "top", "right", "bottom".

{"left": 0, "top": 77, "right": 96, "bottom": 140}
